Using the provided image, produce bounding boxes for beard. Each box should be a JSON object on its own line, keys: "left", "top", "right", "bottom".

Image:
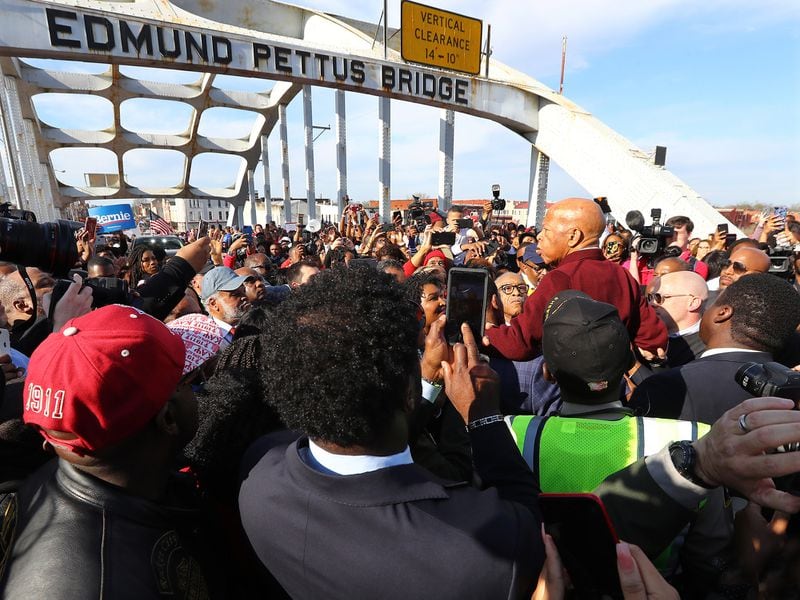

{"left": 220, "top": 301, "right": 247, "bottom": 324}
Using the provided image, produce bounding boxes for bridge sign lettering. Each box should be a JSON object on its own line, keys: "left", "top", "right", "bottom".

{"left": 401, "top": 1, "right": 482, "bottom": 75}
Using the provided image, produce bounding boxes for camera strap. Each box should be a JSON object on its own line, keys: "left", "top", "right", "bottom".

{"left": 16, "top": 265, "right": 37, "bottom": 334}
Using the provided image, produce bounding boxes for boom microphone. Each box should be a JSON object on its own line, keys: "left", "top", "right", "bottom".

{"left": 625, "top": 210, "right": 645, "bottom": 232}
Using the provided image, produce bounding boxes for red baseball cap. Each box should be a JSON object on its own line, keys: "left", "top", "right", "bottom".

{"left": 24, "top": 305, "right": 186, "bottom": 455}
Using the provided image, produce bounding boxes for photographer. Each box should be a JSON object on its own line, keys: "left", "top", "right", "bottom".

{"left": 401, "top": 230, "right": 452, "bottom": 278}
{"left": 221, "top": 234, "right": 255, "bottom": 270}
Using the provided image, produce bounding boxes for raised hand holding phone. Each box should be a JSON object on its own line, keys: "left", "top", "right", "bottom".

{"left": 440, "top": 322, "right": 499, "bottom": 425}
{"left": 445, "top": 268, "right": 489, "bottom": 345}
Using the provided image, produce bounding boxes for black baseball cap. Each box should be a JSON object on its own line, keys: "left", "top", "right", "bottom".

{"left": 542, "top": 290, "right": 632, "bottom": 403}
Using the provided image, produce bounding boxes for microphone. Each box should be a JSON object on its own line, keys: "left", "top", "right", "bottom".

{"left": 625, "top": 210, "right": 645, "bottom": 232}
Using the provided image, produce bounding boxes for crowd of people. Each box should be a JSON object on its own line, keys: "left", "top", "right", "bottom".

{"left": 0, "top": 196, "right": 800, "bottom": 599}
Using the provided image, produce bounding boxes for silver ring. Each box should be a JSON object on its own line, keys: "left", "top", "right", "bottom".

{"left": 738, "top": 413, "right": 750, "bottom": 433}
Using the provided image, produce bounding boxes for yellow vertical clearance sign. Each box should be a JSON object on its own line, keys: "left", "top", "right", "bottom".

{"left": 401, "top": 1, "right": 483, "bottom": 75}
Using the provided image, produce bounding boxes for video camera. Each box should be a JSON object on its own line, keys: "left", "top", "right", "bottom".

{"left": 736, "top": 362, "right": 800, "bottom": 402}
{"left": 0, "top": 203, "right": 79, "bottom": 276}
{"left": 625, "top": 208, "right": 674, "bottom": 256}
{"left": 407, "top": 196, "right": 437, "bottom": 229}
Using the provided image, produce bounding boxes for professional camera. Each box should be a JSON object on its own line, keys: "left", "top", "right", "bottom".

{"left": 491, "top": 184, "right": 506, "bottom": 211}
{"left": 736, "top": 362, "right": 800, "bottom": 490}
{"left": 408, "top": 200, "right": 427, "bottom": 229}
{"left": 625, "top": 208, "right": 675, "bottom": 256}
{"left": 736, "top": 362, "right": 800, "bottom": 402}
{"left": 49, "top": 275, "right": 133, "bottom": 315}
{"left": 407, "top": 197, "right": 439, "bottom": 229}
{"left": 0, "top": 203, "right": 79, "bottom": 276}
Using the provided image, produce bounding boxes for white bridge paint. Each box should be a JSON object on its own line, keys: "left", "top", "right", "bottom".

{"left": 0, "top": 0, "right": 737, "bottom": 234}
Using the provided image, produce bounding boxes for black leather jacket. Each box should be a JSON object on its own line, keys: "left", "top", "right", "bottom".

{"left": 0, "top": 459, "right": 217, "bottom": 599}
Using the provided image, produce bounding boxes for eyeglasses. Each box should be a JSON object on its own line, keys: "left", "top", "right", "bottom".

{"left": 499, "top": 283, "right": 529, "bottom": 295}
{"left": 721, "top": 259, "right": 748, "bottom": 275}
{"left": 647, "top": 293, "right": 695, "bottom": 305}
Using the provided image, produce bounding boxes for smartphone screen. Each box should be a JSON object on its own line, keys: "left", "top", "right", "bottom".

{"left": 445, "top": 268, "right": 489, "bottom": 345}
{"left": 456, "top": 218, "right": 473, "bottom": 230}
{"left": 539, "top": 493, "right": 622, "bottom": 598}
{"left": 717, "top": 223, "right": 728, "bottom": 234}
{"left": 198, "top": 218, "right": 209, "bottom": 238}
{"left": 430, "top": 232, "right": 456, "bottom": 247}
{"left": 774, "top": 206, "right": 789, "bottom": 221}
{"left": 84, "top": 217, "right": 97, "bottom": 240}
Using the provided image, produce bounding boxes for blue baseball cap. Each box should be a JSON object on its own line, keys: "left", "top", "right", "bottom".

{"left": 522, "top": 244, "right": 545, "bottom": 266}
{"left": 201, "top": 267, "right": 248, "bottom": 302}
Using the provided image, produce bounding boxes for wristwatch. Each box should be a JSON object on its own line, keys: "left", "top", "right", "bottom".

{"left": 668, "top": 441, "right": 714, "bottom": 489}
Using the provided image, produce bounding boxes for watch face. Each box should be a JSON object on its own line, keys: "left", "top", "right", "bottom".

{"left": 669, "top": 442, "right": 691, "bottom": 471}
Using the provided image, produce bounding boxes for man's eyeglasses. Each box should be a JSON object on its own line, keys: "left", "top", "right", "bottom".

{"left": 721, "top": 259, "right": 748, "bottom": 275}
{"left": 499, "top": 283, "right": 529, "bottom": 295}
{"left": 647, "top": 293, "right": 694, "bottom": 305}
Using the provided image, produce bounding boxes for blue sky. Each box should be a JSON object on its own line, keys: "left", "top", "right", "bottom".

{"left": 19, "top": 0, "right": 800, "bottom": 207}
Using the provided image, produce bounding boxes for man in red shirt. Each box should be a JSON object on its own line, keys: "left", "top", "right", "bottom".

{"left": 484, "top": 198, "right": 667, "bottom": 361}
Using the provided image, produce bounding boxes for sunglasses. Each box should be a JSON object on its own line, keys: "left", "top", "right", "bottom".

{"left": 646, "top": 293, "right": 695, "bottom": 305}
{"left": 721, "top": 259, "right": 748, "bottom": 275}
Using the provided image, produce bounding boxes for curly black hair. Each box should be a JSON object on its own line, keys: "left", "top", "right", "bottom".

{"left": 720, "top": 273, "right": 800, "bottom": 354}
{"left": 404, "top": 269, "right": 445, "bottom": 305}
{"left": 232, "top": 304, "right": 273, "bottom": 340}
{"left": 183, "top": 335, "right": 284, "bottom": 498}
{"left": 260, "top": 267, "right": 419, "bottom": 447}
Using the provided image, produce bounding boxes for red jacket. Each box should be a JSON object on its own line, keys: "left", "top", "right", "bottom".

{"left": 486, "top": 248, "right": 668, "bottom": 361}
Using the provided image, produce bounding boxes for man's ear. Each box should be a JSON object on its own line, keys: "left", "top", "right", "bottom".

{"left": 688, "top": 296, "right": 704, "bottom": 313}
{"left": 490, "top": 293, "right": 500, "bottom": 311}
{"left": 567, "top": 227, "right": 584, "bottom": 249}
{"left": 12, "top": 297, "right": 33, "bottom": 315}
{"left": 712, "top": 303, "right": 734, "bottom": 324}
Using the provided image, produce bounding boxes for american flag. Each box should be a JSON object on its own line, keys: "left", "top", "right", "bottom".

{"left": 149, "top": 210, "right": 175, "bottom": 235}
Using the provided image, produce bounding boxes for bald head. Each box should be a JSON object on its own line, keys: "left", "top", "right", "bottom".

{"left": 659, "top": 271, "right": 708, "bottom": 301}
{"left": 719, "top": 247, "right": 770, "bottom": 289}
{"left": 555, "top": 198, "right": 606, "bottom": 239}
{"left": 244, "top": 253, "right": 268, "bottom": 269}
{"left": 537, "top": 198, "right": 605, "bottom": 265}
{"left": 649, "top": 271, "right": 708, "bottom": 333}
{"left": 654, "top": 257, "right": 689, "bottom": 278}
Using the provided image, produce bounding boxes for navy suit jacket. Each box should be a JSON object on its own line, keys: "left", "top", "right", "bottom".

{"left": 629, "top": 350, "right": 773, "bottom": 424}
{"left": 239, "top": 424, "right": 543, "bottom": 600}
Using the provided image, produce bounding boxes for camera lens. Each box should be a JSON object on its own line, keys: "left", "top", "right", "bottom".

{"left": 638, "top": 238, "right": 659, "bottom": 255}
{"left": 0, "top": 218, "right": 78, "bottom": 276}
